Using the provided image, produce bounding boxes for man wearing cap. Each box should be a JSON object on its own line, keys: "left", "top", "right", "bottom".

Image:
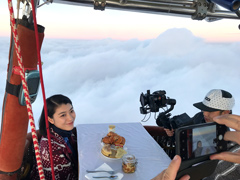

{"left": 193, "top": 89, "right": 235, "bottom": 123}
{"left": 164, "top": 89, "right": 235, "bottom": 136}
{"left": 197, "top": 90, "right": 239, "bottom": 180}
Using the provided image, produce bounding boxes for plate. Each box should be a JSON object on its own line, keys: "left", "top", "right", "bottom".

{"left": 101, "top": 151, "right": 122, "bottom": 160}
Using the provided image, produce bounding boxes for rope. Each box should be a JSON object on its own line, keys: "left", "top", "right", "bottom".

{"left": 7, "top": 1, "right": 45, "bottom": 179}
{"left": 29, "top": 0, "right": 56, "bottom": 179}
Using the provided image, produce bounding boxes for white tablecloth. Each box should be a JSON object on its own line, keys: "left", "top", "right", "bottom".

{"left": 76, "top": 122, "right": 171, "bottom": 180}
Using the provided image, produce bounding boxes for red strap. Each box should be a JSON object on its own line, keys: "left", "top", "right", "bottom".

{"left": 30, "top": 0, "right": 56, "bottom": 179}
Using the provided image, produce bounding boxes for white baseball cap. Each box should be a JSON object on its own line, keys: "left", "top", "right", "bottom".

{"left": 193, "top": 89, "right": 235, "bottom": 112}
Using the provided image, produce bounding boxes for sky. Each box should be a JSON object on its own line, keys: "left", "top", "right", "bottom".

{"left": 0, "top": 0, "right": 240, "bottom": 131}
{"left": 0, "top": 28, "right": 240, "bottom": 131}
{"left": 0, "top": 0, "right": 240, "bottom": 42}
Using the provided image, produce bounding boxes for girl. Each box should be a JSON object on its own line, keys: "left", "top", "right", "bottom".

{"left": 31, "top": 94, "right": 78, "bottom": 180}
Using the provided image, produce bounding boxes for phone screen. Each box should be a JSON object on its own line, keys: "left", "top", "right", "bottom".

{"left": 192, "top": 125, "right": 216, "bottom": 158}
{"left": 176, "top": 123, "right": 227, "bottom": 161}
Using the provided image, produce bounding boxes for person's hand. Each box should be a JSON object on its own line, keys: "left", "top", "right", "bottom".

{"left": 210, "top": 114, "right": 240, "bottom": 163}
{"left": 151, "top": 155, "right": 190, "bottom": 180}
{"left": 164, "top": 128, "right": 175, "bottom": 137}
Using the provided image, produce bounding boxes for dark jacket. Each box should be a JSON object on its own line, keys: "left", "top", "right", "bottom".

{"left": 30, "top": 128, "right": 78, "bottom": 180}
{"left": 191, "top": 112, "right": 205, "bottom": 125}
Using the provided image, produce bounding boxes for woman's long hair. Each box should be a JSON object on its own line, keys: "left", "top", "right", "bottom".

{"left": 39, "top": 94, "right": 72, "bottom": 136}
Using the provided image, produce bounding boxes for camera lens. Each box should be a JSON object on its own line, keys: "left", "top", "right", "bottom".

{"left": 218, "top": 134, "right": 223, "bottom": 140}
{"left": 140, "top": 93, "right": 147, "bottom": 106}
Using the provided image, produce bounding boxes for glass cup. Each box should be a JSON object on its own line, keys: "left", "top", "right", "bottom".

{"left": 122, "top": 154, "right": 137, "bottom": 173}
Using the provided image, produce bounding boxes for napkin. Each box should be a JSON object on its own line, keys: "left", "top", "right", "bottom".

{"left": 85, "top": 163, "right": 124, "bottom": 180}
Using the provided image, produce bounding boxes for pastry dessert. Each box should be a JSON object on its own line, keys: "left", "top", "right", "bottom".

{"left": 101, "top": 144, "right": 112, "bottom": 157}
{"left": 102, "top": 132, "right": 126, "bottom": 146}
{"left": 115, "top": 148, "right": 127, "bottom": 158}
{"left": 101, "top": 131, "right": 127, "bottom": 158}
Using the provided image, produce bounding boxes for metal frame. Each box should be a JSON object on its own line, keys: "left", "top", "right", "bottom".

{"left": 52, "top": 0, "right": 240, "bottom": 21}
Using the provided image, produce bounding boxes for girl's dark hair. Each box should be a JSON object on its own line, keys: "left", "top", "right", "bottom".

{"left": 39, "top": 94, "right": 72, "bottom": 136}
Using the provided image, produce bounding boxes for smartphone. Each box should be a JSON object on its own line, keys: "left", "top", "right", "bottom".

{"left": 175, "top": 122, "right": 228, "bottom": 162}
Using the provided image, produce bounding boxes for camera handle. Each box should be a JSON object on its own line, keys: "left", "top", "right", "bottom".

{"left": 165, "top": 136, "right": 176, "bottom": 159}
{"left": 176, "top": 159, "right": 219, "bottom": 180}
{"left": 156, "top": 112, "right": 171, "bottom": 129}
{"left": 155, "top": 103, "right": 175, "bottom": 128}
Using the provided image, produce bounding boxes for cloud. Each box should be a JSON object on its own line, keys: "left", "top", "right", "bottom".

{"left": 146, "top": 28, "right": 204, "bottom": 56}
{"left": 0, "top": 28, "right": 240, "bottom": 131}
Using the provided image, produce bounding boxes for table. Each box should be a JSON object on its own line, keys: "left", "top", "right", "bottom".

{"left": 76, "top": 122, "right": 171, "bottom": 180}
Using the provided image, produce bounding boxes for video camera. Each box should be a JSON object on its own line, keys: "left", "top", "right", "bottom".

{"left": 140, "top": 90, "right": 176, "bottom": 114}
{"left": 140, "top": 90, "right": 192, "bottom": 130}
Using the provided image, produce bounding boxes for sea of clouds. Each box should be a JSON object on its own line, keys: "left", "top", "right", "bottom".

{"left": 0, "top": 28, "right": 240, "bottom": 131}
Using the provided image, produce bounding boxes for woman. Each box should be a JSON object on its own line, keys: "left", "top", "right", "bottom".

{"left": 31, "top": 94, "right": 78, "bottom": 180}
{"left": 193, "top": 140, "right": 203, "bottom": 157}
